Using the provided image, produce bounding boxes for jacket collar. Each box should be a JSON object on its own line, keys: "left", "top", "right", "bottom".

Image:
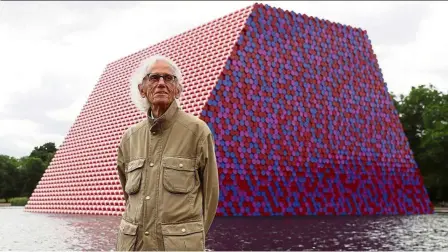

{"left": 147, "top": 100, "right": 180, "bottom": 134}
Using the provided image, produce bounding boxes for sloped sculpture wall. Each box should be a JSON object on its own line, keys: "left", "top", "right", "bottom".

{"left": 25, "top": 3, "right": 433, "bottom": 216}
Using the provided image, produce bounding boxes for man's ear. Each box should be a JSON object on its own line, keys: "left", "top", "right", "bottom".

{"left": 174, "top": 87, "right": 180, "bottom": 99}
{"left": 138, "top": 83, "right": 146, "bottom": 98}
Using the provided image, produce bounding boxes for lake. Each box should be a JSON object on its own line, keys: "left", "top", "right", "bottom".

{"left": 0, "top": 207, "right": 447, "bottom": 251}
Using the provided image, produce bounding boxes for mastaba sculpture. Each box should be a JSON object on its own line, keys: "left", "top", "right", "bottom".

{"left": 25, "top": 3, "right": 433, "bottom": 216}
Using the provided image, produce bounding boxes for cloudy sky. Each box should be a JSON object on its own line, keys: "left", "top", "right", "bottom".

{"left": 0, "top": 1, "right": 447, "bottom": 158}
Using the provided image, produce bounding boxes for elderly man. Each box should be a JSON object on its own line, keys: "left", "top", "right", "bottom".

{"left": 115, "top": 55, "right": 220, "bottom": 251}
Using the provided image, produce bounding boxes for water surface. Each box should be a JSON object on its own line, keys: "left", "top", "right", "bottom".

{"left": 0, "top": 207, "right": 447, "bottom": 251}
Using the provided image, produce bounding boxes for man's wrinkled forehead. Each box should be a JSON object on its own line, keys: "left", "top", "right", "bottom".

{"left": 147, "top": 60, "right": 175, "bottom": 75}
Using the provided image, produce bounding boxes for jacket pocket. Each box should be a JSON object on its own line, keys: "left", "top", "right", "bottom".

{"left": 162, "top": 157, "right": 197, "bottom": 194}
{"left": 125, "top": 158, "right": 145, "bottom": 195}
{"left": 116, "top": 218, "right": 138, "bottom": 251}
{"left": 161, "top": 221, "right": 205, "bottom": 251}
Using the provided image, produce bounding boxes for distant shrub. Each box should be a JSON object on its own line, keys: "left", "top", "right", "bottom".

{"left": 10, "top": 197, "right": 28, "bottom": 206}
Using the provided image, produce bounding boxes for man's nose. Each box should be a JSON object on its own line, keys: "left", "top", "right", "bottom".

{"left": 157, "top": 77, "right": 166, "bottom": 85}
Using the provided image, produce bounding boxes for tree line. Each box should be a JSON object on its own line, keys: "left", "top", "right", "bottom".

{"left": 0, "top": 84, "right": 446, "bottom": 203}
{"left": 0, "top": 143, "right": 57, "bottom": 201}
{"left": 390, "top": 84, "right": 447, "bottom": 203}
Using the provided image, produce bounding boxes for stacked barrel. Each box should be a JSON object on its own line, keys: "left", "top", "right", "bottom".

{"left": 25, "top": 3, "right": 433, "bottom": 216}
{"left": 24, "top": 5, "right": 253, "bottom": 215}
{"left": 199, "top": 4, "right": 432, "bottom": 216}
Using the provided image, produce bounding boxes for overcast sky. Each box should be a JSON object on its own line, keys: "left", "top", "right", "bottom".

{"left": 0, "top": 1, "right": 447, "bottom": 158}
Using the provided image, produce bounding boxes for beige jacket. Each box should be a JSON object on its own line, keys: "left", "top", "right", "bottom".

{"left": 115, "top": 100, "right": 219, "bottom": 251}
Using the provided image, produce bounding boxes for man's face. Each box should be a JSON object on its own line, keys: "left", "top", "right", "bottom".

{"left": 139, "top": 60, "right": 179, "bottom": 109}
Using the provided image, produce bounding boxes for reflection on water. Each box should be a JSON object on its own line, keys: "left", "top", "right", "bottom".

{"left": 0, "top": 207, "right": 119, "bottom": 251}
{"left": 207, "top": 214, "right": 448, "bottom": 251}
{"left": 1, "top": 207, "right": 447, "bottom": 251}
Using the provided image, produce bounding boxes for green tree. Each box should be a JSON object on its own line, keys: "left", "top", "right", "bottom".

{"left": 19, "top": 142, "right": 58, "bottom": 197}
{"left": 0, "top": 155, "right": 21, "bottom": 201}
{"left": 391, "top": 84, "right": 448, "bottom": 202}
{"left": 19, "top": 157, "right": 47, "bottom": 197}
{"left": 29, "top": 142, "right": 57, "bottom": 165}
{"left": 0, "top": 142, "right": 58, "bottom": 201}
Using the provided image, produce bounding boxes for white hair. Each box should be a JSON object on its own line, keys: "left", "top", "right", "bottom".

{"left": 129, "top": 55, "right": 183, "bottom": 113}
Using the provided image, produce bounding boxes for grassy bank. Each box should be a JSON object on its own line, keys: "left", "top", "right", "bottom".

{"left": 0, "top": 197, "right": 28, "bottom": 206}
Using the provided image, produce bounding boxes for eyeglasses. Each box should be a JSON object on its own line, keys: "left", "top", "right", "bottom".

{"left": 144, "top": 73, "right": 177, "bottom": 85}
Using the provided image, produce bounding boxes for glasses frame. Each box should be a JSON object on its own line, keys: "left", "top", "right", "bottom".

{"left": 144, "top": 73, "right": 177, "bottom": 86}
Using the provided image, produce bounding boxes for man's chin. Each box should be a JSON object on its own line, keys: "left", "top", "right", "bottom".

{"left": 151, "top": 98, "right": 172, "bottom": 107}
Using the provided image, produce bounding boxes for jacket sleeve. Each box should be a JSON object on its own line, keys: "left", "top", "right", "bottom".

{"left": 199, "top": 132, "right": 220, "bottom": 235}
{"left": 116, "top": 141, "right": 128, "bottom": 202}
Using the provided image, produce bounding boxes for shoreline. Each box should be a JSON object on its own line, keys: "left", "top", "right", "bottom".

{"left": 1, "top": 202, "right": 447, "bottom": 213}
{"left": 434, "top": 207, "right": 448, "bottom": 213}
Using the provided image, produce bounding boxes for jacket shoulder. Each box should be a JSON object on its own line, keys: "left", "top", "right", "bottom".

{"left": 176, "top": 111, "right": 211, "bottom": 136}
{"left": 120, "top": 118, "right": 147, "bottom": 144}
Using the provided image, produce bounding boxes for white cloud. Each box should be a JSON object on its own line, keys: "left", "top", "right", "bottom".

{"left": 0, "top": 1, "right": 447, "bottom": 157}
{"left": 0, "top": 27, "right": 49, "bottom": 111}
{"left": 0, "top": 119, "right": 64, "bottom": 157}
{"left": 373, "top": 2, "right": 448, "bottom": 95}
{"left": 0, "top": 119, "right": 39, "bottom": 138}
{"left": 46, "top": 98, "right": 86, "bottom": 123}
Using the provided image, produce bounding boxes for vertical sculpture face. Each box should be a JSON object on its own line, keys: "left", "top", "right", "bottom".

{"left": 139, "top": 60, "right": 180, "bottom": 114}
